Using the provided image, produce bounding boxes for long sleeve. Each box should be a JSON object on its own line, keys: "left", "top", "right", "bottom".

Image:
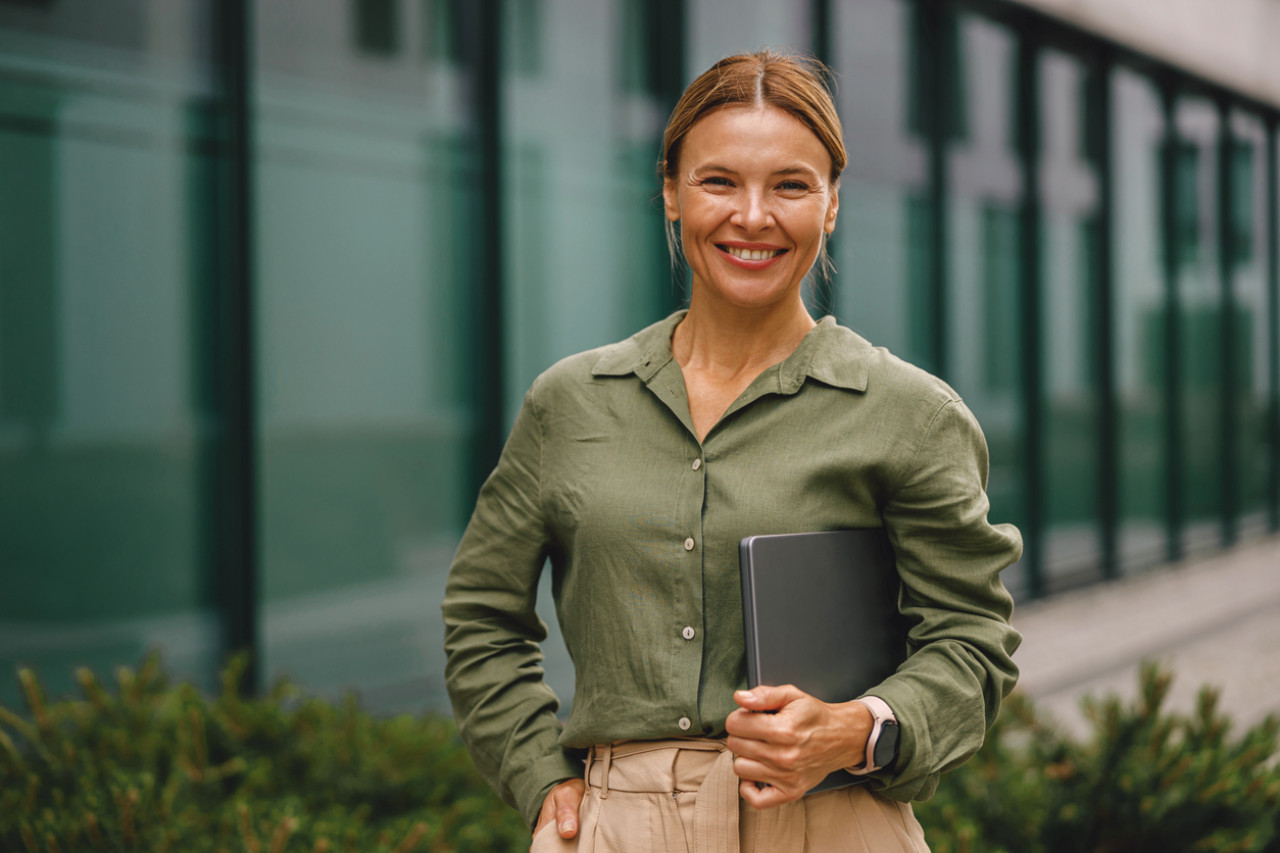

{"left": 442, "top": 387, "right": 581, "bottom": 828}
{"left": 866, "top": 397, "right": 1023, "bottom": 801}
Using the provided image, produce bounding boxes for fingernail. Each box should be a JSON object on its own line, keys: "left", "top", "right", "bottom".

{"left": 560, "top": 819, "right": 576, "bottom": 833}
{"left": 739, "top": 690, "right": 755, "bottom": 701}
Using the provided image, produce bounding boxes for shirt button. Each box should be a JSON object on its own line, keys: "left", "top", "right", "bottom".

{"left": 678, "top": 716, "right": 692, "bottom": 731}
{"left": 684, "top": 537, "right": 695, "bottom": 551}
{"left": 692, "top": 458, "right": 702, "bottom": 471}
{"left": 682, "top": 626, "right": 695, "bottom": 640}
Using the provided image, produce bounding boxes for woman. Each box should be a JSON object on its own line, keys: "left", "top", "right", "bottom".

{"left": 443, "top": 50, "right": 1021, "bottom": 852}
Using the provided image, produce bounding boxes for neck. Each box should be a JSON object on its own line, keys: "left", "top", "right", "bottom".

{"left": 673, "top": 293, "right": 817, "bottom": 377}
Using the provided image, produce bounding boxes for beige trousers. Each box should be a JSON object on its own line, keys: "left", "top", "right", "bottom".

{"left": 530, "top": 739, "right": 931, "bottom": 853}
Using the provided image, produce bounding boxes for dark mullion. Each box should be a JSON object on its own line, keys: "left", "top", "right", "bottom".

{"left": 471, "top": 0, "right": 506, "bottom": 491}
{"left": 1091, "top": 48, "right": 1118, "bottom": 579}
{"left": 1159, "top": 78, "right": 1184, "bottom": 563}
{"left": 1217, "top": 95, "right": 1238, "bottom": 545}
{"left": 811, "top": 0, "right": 835, "bottom": 311}
{"left": 645, "top": 0, "right": 686, "bottom": 315}
{"left": 1268, "top": 115, "right": 1280, "bottom": 532}
{"left": 214, "top": 0, "right": 259, "bottom": 692}
{"left": 1016, "top": 21, "right": 1045, "bottom": 598}
{"left": 811, "top": 0, "right": 832, "bottom": 67}
{"left": 924, "top": 0, "right": 951, "bottom": 380}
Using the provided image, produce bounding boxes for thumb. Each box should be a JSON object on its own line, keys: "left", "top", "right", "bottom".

{"left": 554, "top": 782, "right": 584, "bottom": 838}
{"left": 734, "top": 683, "right": 806, "bottom": 712}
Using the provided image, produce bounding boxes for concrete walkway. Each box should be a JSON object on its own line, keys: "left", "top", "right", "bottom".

{"left": 1011, "top": 535, "right": 1280, "bottom": 736}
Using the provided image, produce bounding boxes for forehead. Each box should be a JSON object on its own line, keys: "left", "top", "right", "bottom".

{"left": 680, "top": 105, "right": 832, "bottom": 174}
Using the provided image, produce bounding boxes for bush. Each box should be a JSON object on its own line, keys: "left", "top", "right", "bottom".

{"left": 0, "top": 655, "right": 530, "bottom": 852}
{"left": 916, "top": 664, "right": 1280, "bottom": 853}
{"left": 6, "top": 657, "right": 1279, "bottom": 852}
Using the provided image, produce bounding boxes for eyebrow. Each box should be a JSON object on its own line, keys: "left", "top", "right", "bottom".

{"left": 692, "top": 164, "right": 822, "bottom": 178}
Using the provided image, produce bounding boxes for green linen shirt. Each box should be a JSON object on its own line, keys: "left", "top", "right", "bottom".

{"left": 442, "top": 311, "right": 1022, "bottom": 828}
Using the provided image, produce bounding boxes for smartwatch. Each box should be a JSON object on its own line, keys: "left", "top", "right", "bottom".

{"left": 847, "top": 696, "right": 899, "bottom": 775}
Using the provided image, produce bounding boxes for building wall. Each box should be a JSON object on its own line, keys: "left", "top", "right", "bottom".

{"left": 1009, "top": 0, "right": 1280, "bottom": 109}
{"left": 1, "top": 0, "right": 1278, "bottom": 711}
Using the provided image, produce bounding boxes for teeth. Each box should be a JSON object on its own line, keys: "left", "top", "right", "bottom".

{"left": 724, "top": 246, "right": 782, "bottom": 261}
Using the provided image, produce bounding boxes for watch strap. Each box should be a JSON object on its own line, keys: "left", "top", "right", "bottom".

{"left": 846, "top": 695, "right": 898, "bottom": 775}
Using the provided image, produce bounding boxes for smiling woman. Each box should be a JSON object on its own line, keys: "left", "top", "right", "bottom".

{"left": 442, "top": 50, "right": 1022, "bottom": 853}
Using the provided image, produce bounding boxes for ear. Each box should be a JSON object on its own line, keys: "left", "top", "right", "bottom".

{"left": 824, "top": 181, "right": 840, "bottom": 234}
{"left": 662, "top": 171, "right": 680, "bottom": 222}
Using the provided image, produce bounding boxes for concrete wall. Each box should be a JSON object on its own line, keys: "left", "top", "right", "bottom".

{"left": 1010, "top": 0, "right": 1280, "bottom": 107}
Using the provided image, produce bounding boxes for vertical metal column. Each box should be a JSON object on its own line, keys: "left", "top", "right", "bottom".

{"left": 1015, "top": 20, "right": 1044, "bottom": 597}
{"left": 1267, "top": 116, "right": 1280, "bottom": 532}
{"left": 811, "top": 0, "right": 832, "bottom": 67}
{"left": 811, "top": 0, "right": 836, "bottom": 314}
{"left": 923, "top": 0, "right": 951, "bottom": 380}
{"left": 471, "top": 0, "right": 507, "bottom": 491}
{"left": 1091, "top": 50, "right": 1119, "bottom": 579}
{"left": 1216, "top": 95, "right": 1238, "bottom": 545}
{"left": 1159, "top": 79, "right": 1184, "bottom": 562}
{"left": 214, "top": 0, "right": 259, "bottom": 691}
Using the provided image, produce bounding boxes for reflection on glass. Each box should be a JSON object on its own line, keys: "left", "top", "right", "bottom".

{"left": 502, "top": 0, "right": 671, "bottom": 419}
{"left": 945, "top": 12, "right": 1026, "bottom": 591}
{"left": 1230, "top": 112, "right": 1271, "bottom": 537}
{"left": 253, "top": 0, "right": 478, "bottom": 708}
{"left": 1174, "top": 96, "right": 1223, "bottom": 556}
{"left": 687, "top": 0, "right": 812, "bottom": 76}
{"left": 832, "top": 0, "right": 931, "bottom": 367}
{"left": 1112, "top": 69, "right": 1167, "bottom": 571}
{"left": 1039, "top": 49, "right": 1102, "bottom": 585}
{"left": 0, "top": 1, "right": 221, "bottom": 705}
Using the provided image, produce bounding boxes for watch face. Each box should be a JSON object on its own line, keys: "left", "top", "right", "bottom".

{"left": 873, "top": 721, "right": 900, "bottom": 769}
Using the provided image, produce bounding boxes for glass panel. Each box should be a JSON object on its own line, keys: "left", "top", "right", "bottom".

{"left": 0, "top": 1, "right": 221, "bottom": 703}
{"left": 1230, "top": 111, "right": 1270, "bottom": 537}
{"left": 831, "top": 0, "right": 932, "bottom": 368}
{"left": 1112, "top": 68, "right": 1167, "bottom": 572}
{"left": 1175, "top": 95, "right": 1223, "bottom": 557}
{"left": 945, "top": 13, "right": 1026, "bottom": 594}
{"left": 502, "top": 0, "right": 671, "bottom": 417}
{"left": 687, "top": 0, "right": 812, "bottom": 77}
{"left": 1039, "top": 49, "right": 1103, "bottom": 586}
{"left": 254, "top": 0, "right": 478, "bottom": 709}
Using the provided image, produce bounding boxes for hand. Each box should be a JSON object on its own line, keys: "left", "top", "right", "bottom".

{"left": 531, "top": 778, "right": 585, "bottom": 849}
{"left": 724, "top": 684, "right": 873, "bottom": 809}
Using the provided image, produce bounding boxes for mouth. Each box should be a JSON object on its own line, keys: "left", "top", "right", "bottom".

{"left": 717, "top": 244, "right": 788, "bottom": 262}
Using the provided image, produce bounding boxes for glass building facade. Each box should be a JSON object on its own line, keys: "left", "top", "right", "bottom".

{"left": 2, "top": 0, "right": 1278, "bottom": 710}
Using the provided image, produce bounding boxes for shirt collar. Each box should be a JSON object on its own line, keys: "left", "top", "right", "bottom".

{"left": 591, "top": 311, "right": 871, "bottom": 393}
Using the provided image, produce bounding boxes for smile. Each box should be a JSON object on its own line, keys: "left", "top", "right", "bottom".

{"left": 718, "top": 245, "right": 787, "bottom": 261}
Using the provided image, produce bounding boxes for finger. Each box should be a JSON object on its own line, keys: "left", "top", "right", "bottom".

{"left": 724, "top": 707, "right": 777, "bottom": 740}
{"left": 734, "top": 684, "right": 806, "bottom": 712}
{"left": 738, "top": 776, "right": 804, "bottom": 809}
{"left": 554, "top": 785, "right": 583, "bottom": 838}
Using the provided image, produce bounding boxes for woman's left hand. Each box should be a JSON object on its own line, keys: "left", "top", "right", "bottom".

{"left": 724, "top": 685, "right": 873, "bottom": 808}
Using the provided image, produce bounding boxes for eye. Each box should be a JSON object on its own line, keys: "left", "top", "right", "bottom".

{"left": 700, "top": 175, "right": 733, "bottom": 187}
{"left": 777, "top": 180, "right": 809, "bottom": 192}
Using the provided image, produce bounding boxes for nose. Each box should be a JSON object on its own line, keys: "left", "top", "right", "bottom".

{"left": 730, "top": 187, "right": 773, "bottom": 233}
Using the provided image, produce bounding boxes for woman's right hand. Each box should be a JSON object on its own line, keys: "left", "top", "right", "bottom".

{"left": 532, "top": 778, "right": 585, "bottom": 850}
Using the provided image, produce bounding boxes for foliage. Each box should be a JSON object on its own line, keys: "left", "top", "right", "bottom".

{"left": 6, "top": 656, "right": 1280, "bottom": 852}
{"left": 0, "top": 654, "right": 530, "bottom": 853}
{"left": 916, "top": 663, "right": 1280, "bottom": 853}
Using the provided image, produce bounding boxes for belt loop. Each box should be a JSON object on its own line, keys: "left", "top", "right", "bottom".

{"left": 599, "top": 742, "right": 613, "bottom": 800}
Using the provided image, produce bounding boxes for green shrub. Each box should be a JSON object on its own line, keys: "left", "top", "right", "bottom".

{"left": 0, "top": 654, "right": 530, "bottom": 853}
{"left": 7, "top": 657, "right": 1279, "bottom": 852}
{"left": 916, "top": 663, "right": 1280, "bottom": 853}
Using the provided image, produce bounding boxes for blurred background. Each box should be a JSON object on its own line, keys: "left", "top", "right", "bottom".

{"left": 0, "top": 0, "right": 1277, "bottom": 714}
